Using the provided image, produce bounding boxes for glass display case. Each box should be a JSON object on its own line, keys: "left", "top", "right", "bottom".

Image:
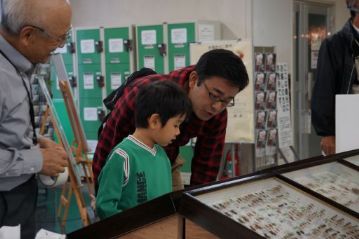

{"left": 180, "top": 153, "right": 359, "bottom": 239}
{"left": 68, "top": 150, "right": 359, "bottom": 239}
{"left": 181, "top": 176, "right": 358, "bottom": 239}
{"left": 282, "top": 162, "right": 359, "bottom": 214}
{"left": 67, "top": 191, "right": 219, "bottom": 239}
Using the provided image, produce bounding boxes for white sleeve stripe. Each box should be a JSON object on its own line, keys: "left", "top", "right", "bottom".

{"left": 114, "top": 148, "right": 130, "bottom": 187}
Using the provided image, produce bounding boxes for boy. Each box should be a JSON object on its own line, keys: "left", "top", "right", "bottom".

{"left": 96, "top": 81, "right": 191, "bottom": 219}
{"left": 94, "top": 49, "right": 249, "bottom": 190}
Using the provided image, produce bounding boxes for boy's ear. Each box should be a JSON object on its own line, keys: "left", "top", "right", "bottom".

{"left": 148, "top": 113, "right": 161, "bottom": 129}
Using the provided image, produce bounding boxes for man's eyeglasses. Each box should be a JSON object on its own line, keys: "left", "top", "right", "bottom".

{"left": 203, "top": 82, "right": 235, "bottom": 107}
{"left": 29, "top": 25, "right": 71, "bottom": 47}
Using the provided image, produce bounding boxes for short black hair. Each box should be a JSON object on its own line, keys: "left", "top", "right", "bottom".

{"left": 195, "top": 49, "right": 249, "bottom": 91}
{"left": 135, "top": 80, "right": 192, "bottom": 128}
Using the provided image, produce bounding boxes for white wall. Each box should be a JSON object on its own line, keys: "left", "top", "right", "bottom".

{"left": 71, "top": 0, "right": 252, "bottom": 40}
{"left": 70, "top": 0, "right": 349, "bottom": 67}
{"left": 335, "top": 0, "right": 350, "bottom": 31}
{"left": 252, "top": 0, "right": 293, "bottom": 69}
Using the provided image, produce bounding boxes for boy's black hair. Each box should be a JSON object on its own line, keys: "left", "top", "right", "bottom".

{"left": 195, "top": 49, "right": 249, "bottom": 91}
{"left": 135, "top": 80, "right": 192, "bottom": 128}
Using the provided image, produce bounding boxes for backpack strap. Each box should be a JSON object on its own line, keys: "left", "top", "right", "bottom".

{"left": 98, "top": 68, "right": 157, "bottom": 139}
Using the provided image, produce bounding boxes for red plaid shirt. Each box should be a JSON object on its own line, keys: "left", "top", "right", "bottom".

{"left": 93, "top": 66, "right": 227, "bottom": 186}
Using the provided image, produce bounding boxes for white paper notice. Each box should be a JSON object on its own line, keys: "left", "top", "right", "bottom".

{"left": 276, "top": 63, "right": 293, "bottom": 148}
{"left": 336, "top": 95, "right": 359, "bottom": 153}
{"left": 54, "top": 45, "right": 67, "bottom": 54}
{"left": 83, "top": 74, "right": 94, "bottom": 89}
{"left": 174, "top": 55, "right": 186, "bottom": 70}
{"left": 198, "top": 24, "right": 215, "bottom": 42}
{"left": 87, "top": 140, "right": 98, "bottom": 154}
{"left": 80, "top": 39, "right": 95, "bottom": 54}
{"left": 0, "top": 225, "right": 20, "bottom": 239}
{"left": 141, "top": 30, "right": 157, "bottom": 45}
{"left": 171, "top": 28, "right": 187, "bottom": 44}
{"left": 109, "top": 38, "right": 124, "bottom": 53}
{"left": 84, "top": 107, "right": 98, "bottom": 121}
{"left": 35, "top": 229, "right": 66, "bottom": 239}
{"left": 144, "top": 56, "right": 155, "bottom": 70}
{"left": 111, "top": 73, "right": 122, "bottom": 89}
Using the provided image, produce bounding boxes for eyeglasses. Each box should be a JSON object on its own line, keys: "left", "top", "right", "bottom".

{"left": 28, "top": 25, "right": 71, "bottom": 47}
{"left": 202, "top": 82, "right": 235, "bottom": 107}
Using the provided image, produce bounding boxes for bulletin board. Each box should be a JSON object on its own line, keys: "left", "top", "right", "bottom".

{"left": 190, "top": 40, "right": 254, "bottom": 143}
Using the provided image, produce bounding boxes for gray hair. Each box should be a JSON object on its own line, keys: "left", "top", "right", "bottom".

{"left": 0, "top": 0, "right": 41, "bottom": 34}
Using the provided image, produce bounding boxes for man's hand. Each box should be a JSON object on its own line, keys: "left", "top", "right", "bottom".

{"left": 37, "top": 136, "right": 58, "bottom": 148}
{"left": 320, "top": 136, "right": 335, "bottom": 156}
{"left": 39, "top": 140, "right": 68, "bottom": 176}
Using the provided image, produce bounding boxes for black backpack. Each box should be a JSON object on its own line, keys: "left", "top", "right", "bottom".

{"left": 97, "top": 68, "right": 157, "bottom": 138}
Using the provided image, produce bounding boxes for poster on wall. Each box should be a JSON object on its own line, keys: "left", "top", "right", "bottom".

{"left": 276, "top": 63, "right": 293, "bottom": 149}
{"left": 190, "top": 40, "right": 254, "bottom": 143}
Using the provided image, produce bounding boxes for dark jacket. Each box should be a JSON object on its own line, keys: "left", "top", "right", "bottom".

{"left": 312, "top": 19, "right": 359, "bottom": 136}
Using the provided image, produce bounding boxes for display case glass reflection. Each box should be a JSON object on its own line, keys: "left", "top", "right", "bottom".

{"left": 344, "top": 155, "right": 359, "bottom": 166}
{"left": 283, "top": 162, "right": 359, "bottom": 213}
{"left": 194, "top": 178, "right": 358, "bottom": 238}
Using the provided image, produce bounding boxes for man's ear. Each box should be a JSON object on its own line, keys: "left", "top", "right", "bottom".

{"left": 148, "top": 113, "right": 161, "bottom": 129}
{"left": 188, "top": 71, "right": 198, "bottom": 89}
{"left": 18, "top": 26, "right": 35, "bottom": 47}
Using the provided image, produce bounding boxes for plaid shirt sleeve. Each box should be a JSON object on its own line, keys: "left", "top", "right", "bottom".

{"left": 92, "top": 86, "right": 137, "bottom": 183}
{"left": 190, "top": 110, "right": 227, "bottom": 185}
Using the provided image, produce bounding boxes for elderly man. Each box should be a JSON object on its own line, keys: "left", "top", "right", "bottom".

{"left": 0, "top": 0, "right": 71, "bottom": 237}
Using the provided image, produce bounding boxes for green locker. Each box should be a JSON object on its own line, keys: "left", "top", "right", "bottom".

{"left": 58, "top": 30, "right": 75, "bottom": 64}
{"left": 51, "top": 29, "right": 76, "bottom": 99}
{"left": 84, "top": 131, "right": 99, "bottom": 142}
{"left": 167, "top": 23, "right": 195, "bottom": 72}
{"left": 79, "top": 98, "right": 103, "bottom": 140}
{"left": 105, "top": 64, "right": 130, "bottom": 95}
{"left": 76, "top": 28, "right": 102, "bottom": 65}
{"left": 78, "top": 64, "right": 103, "bottom": 99}
{"left": 50, "top": 64, "right": 75, "bottom": 99}
{"left": 179, "top": 145, "right": 194, "bottom": 186}
{"left": 136, "top": 25, "right": 165, "bottom": 73}
{"left": 54, "top": 29, "right": 75, "bottom": 65}
{"left": 53, "top": 99, "right": 75, "bottom": 145}
{"left": 104, "top": 27, "right": 131, "bottom": 64}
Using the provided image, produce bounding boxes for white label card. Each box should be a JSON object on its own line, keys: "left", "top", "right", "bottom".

{"left": 83, "top": 74, "right": 94, "bottom": 89}
{"left": 141, "top": 30, "right": 157, "bottom": 45}
{"left": 80, "top": 39, "right": 95, "bottom": 54}
{"left": 171, "top": 28, "right": 187, "bottom": 44}
{"left": 111, "top": 73, "right": 122, "bottom": 89}
{"left": 198, "top": 24, "right": 215, "bottom": 42}
{"left": 54, "top": 45, "right": 67, "bottom": 54}
{"left": 84, "top": 107, "right": 98, "bottom": 121}
{"left": 174, "top": 55, "right": 186, "bottom": 70}
{"left": 86, "top": 140, "right": 98, "bottom": 154}
{"left": 144, "top": 56, "right": 155, "bottom": 70}
{"left": 109, "top": 38, "right": 124, "bottom": 53}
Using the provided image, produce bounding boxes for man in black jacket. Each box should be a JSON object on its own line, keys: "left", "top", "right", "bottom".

{"left": 312, "top": 0, "right": 359, "bottom": 155}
